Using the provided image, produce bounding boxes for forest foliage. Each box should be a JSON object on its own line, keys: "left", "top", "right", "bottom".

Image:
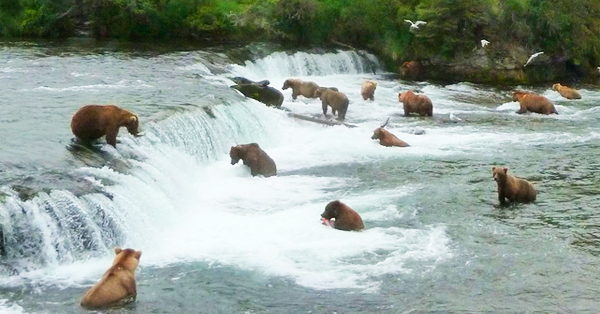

{"left": 1, "top": 0, "right": 600, "bottom": 70}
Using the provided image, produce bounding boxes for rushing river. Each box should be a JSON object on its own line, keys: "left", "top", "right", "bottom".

{"left": 1, "top": 39, "right": 600, "bottom": 313}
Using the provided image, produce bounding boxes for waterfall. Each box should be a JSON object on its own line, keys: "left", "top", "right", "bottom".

{"left": 228, "top": 50, "right": 382, "bottom": 80}
{"left": 0, "top": 100, "right": 284, "bottom": 275}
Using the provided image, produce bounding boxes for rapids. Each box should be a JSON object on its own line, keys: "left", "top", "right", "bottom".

{"left": 0, "top": 40, "right": 599, "bottom": 313}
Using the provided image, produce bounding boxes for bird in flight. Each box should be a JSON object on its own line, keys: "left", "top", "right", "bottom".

{"left": 481, "top": 39, "right": 490, "bottom": 48}
{"left": 524, "top": 52, "right": 544, "bottom": 67}
{"left": 404, "top": 20, "right": 427, "bottom": 31}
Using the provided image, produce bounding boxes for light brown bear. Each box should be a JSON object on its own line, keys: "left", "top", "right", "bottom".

{"left": 398, "top": 90, "right": 433, "bottom": 117}
{"left": 314, "top": 88, "right": 349, "bottom": 121}
{"left": 282, "top": 79, "right": 339, "bottom": 100}
{"left": 321, "top": 200, "right": 364, "bottom": 231}
{"left": 512, "top": 90, "right": 558, "bottom": 115}
{"left": 230, "top": 143, "right": 277, "bottom": 177}
{"left": 71, "top": 105, "right": 140, "bottom": 148}
{"left": 282, "top": 79, "right": 319, "bottom": 100}
{"left": 492, "top": 166, "right": 536, "bottom": 206}
{"left": 361, "top": 80, "right": 377, "bottom": 101}
{"left": 371, "top": 118, "right": 409, "bottom": 147}
{"left": 552, "top": 83, "right": 581, "bottom": 100}
{"left": 80, "top": 247, "right": 142, "bottom": 309}
{"left": 399, "top": 61, "right": 423, "bottom": 81}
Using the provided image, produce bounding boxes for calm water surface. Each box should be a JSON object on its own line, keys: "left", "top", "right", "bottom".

{"left": 0, "top": 39, "right": 600, "bottom": 313}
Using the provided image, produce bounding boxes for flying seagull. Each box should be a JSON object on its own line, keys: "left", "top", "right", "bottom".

{"left": 404, "top": 20, "right": 427, "bottom": 31}
{"left": 481, "top": 39, "right": 490, "bottom": 48}
{"left": 524, "top": 52, "right": 544, "bottom": 67}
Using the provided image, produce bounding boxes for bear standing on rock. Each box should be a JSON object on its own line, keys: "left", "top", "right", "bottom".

{"left": 71, "top": 105, "right": 140, "bottom": 148}
{"left": 230, "top": 143, "right": 277, "bottom": 177}
{"left": 321, "top": 200, "right": 364, "bottom": 231}
{"left": 492, "top": 166, "right": 536, "bottom": 206}
{"left": 512, "top": 91, "right": 558, "bottom": 115}
{"left": 80, "top": 247, "right": 142, "bottom": 309}
{"left": 398, "top": 90, "right": 433, "bottom": 117}
{"left": 552, "top": 83, "right": 581, "bottom": 100}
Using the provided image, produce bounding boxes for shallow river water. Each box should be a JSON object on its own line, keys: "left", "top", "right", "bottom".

{"left": 1, "top": 39, "right": 600, "bottom": 313}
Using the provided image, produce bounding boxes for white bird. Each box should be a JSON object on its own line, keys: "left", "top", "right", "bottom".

{"left": 597, "top": 66, "right": 600, "bottom": 73}
{"left": 481, "top": 39, "right": 490, "bottom": 48}
{"left": 524, "top": 52, "right": 544, "bottom": 67}
{"left": 449, "top": 113, "right": 462, "bottom": 122}
{"left": 404, "top": 20, "right": 427, "bottom": 31}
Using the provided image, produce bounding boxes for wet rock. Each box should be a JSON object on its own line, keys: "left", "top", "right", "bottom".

{"left": 408, "top": 128, "right": 426, "bottom": 135}
{"left": 231, "top": 77, "right": 284, "bottom": 108}
{"left": 399, "top": 43, "right": 580, "bottom": 85}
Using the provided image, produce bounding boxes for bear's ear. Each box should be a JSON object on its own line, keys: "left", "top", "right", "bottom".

{"left": 115, "top": 247, "right": 122, "bottom": 255}
{"left": 502, "top": 167, "right": 508, "bottom": 174}
{"left": 491, "top": 166, "right": 496, "bottom": 172}
{"left": 134, "top": 250, "right": 142, "bottom": 260}
{"left": 129, "top": 115, "right": 137, "bottom": 123}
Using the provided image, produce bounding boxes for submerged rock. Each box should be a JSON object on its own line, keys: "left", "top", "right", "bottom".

{"left": 231, "top": 77, "right": 284, "bottom": 108}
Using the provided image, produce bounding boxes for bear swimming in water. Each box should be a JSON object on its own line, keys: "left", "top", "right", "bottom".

{"left": 80, "top": 247, "right": 142, "bottom": 309}
{"left": 321, "top": 200, "right": 364, "bottom": 231}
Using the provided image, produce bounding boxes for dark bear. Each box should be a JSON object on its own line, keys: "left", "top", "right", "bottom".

{"left": 321, "top": 200, "right": 364, "bottom": 231}
{"left": 512, "top": 90, "right": 558, "bottom": 114}
{"left": 399, "top": 61, "right": 423, "bottom": 80}
{"left": 71, "top": 105, "right": 140, "bottom": 148}
{"left": 80, "top": 247, "right": 142, "bottom": 309}
{"left": 230, "top": 143, "right": 277, "bottom": 177}
{"left": 314, "top": 88, "right": 349, "bottom": 121}
{"left": 492, "top": 166, "right": 536, "bottom": 206}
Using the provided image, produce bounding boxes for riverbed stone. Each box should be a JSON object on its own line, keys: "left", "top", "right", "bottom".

{"left": 231, "top": 77, "right": 284, "bottom": 108}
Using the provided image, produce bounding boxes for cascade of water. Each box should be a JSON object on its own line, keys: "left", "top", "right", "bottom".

{"left": 229, "top": 50, "right": 381, "bottom": 81}
{"left": 0, "top": 101, "right": 281, "bottom": 275}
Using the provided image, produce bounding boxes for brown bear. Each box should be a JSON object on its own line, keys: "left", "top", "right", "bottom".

{"left": 321, "top": 200, "right": 364, "bottom": 231}
{"left": 371, "top": 118, "right": 409, "bottom": 147}
{"left": 399, "top": 61, "right": 423, "bottom": 81}
{"left": 552, "top": 83, "right": 581, "bottom": 100}
{"left": 282, "top": 79, "right": 320, "bottom": 100}
{"left": 80, "top": 247, "right": 142, "bottom": 309}
{"left": 492, "top": 166, "right": 536, "bottom": 206}
{"left": 230, "top": 143, "right": 277, "bottom": 177}
{"left": 71, "top": 105, "right": 140, "bottom": 148}
{"left": 512, "top": 90, "right": 558, "bottom": 115}
{"left": 361, "top": 80, "right": 377, "bottom": 101}
{"left": 314, "top": 88, "right": 349, "bottom": 121}
{"left": 398, "top": 90, "right": 433, "bottom": 117}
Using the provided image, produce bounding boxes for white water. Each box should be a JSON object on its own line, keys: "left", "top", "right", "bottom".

{"left": 2, "top": 49, "right": 597, "bottom": 311}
